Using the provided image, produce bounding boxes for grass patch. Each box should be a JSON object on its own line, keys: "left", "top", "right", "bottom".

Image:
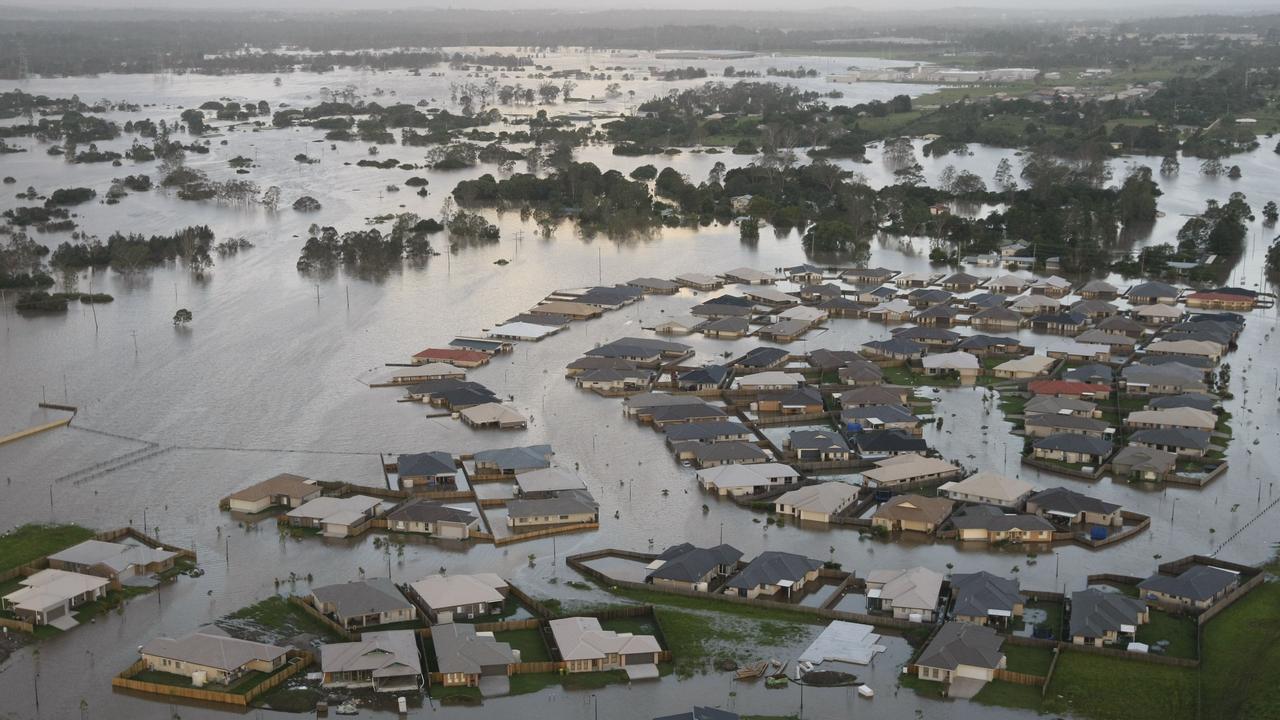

{"left": 897, "top": 670, "right": 946, "bottom": 697}
{"left": 257, "top": 687, "right": 322, "bottom": 712}
{"left": 507, "top": 672, "right": 561, "bottom": 696}
{"left": 1003, "top": 644, "right": 1055, "bottom": 675}
{"left": 562, "top": 669, "right": 629, "bottom": 690}
{"left": 1136, "top": 610, "right": 1198, "bottom": 660}
{"left": 132, "top": 667, "right": 276, "bottom": 695}
{"left": 495, "top": 628, "right": 551, "bottom": 662}
{"left": 0, "top": 524, "right": 96, "bottom": 572}
{"left": 155, "top": 556, "right": 198, "bottom": 582}
{"left": 972, "top": 679, "right": 1045, "bottom": 710}
{"left": 1042, "top": 651, "right": 1196, "bottom": 720}
{"left": 882, "top": 365, "right": 959, "bottom": 387}
{"left": 428, "top": 684, "right": 482, "bottom": 703}
{"left": 73, "top": 586, "right": 150, "bottom": 623}
{"left": 1201, "top": 581, "right": 1280, "bottom": 719}
{"left": 224, "top": 595, "right": 344, "bottom": 642}
{"left": 1024, "top": 599, "right": 1065, "bottom": 640}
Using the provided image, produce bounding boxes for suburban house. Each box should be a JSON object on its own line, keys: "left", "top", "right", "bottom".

{"left": 321, "top": 630, "right": 422, "bottom": 693}
{"left": 656, "top": 708, "right": 741, "bottom": 720}
{"left": 472, "top": 445, "right": 554, "bottom": 477}
{"left": 1127, "top": 280, "right": 1181, "bottom": 305}
{"left": 1129, "top": 428, "right": 1212, "bottom": 457}
{"left": 1063, "top": 363, "right": 1115, "bottom": 385}
{"left": 992, "top": 355, "right": 1055, "bottom": 379}
{"left": 907, "top": 287, "right": 953, "bottom": 308}
{"left": 1137, "top": 565, "right": 1241, "bottom": 614}
{"left": 915, "top": 622, "right": 1006, "bottom": 691}
{"left": 987, "top": 274, "right": 1029, "bottom": 294}
{"left": 550, "top": 617, "right": 663, "bottom": 676}
{"left": 575, "top": 366, "right": 654, "bottom": 391}
{"left": 839, "top": 359, "right": 886, "bottom": 385}
{"left": 458, "top": 403, "right": 528, "bottom": 429}
{"left": 1184, "top": 289, "right": 1257, "bottom": 311}
{"left": 627, "top": 277, "right": 681, "bottom": 294}
{"left": 865, "top": 300, "right": 915, "bottom": 324}
{"left": 586, "top": 337, "right": 693, "bottom": 365}
{"left": 529, "top": 300, "right": 603, "bottom": 320}
{"left": 1031, "top": 433, "right": 1114, "bottom": 465}
{"left": 688, "top": 441, "right": 769, "bottom": 468}
{"left": 1024, "top": 413, "right": 1112, "bottom": 439}
{"left": 894, "top": 271, "right": 937, "bottom": 288}
{"left": 1125, "top": 407, "right": 1217, "bottom": 433}
{"left": 787, "top": 430, "right": 851, "bottom": 462}
{"left": 921, "top": 351, "right": 981, "bottom": 384}
{"left": 1148, "top": 393, "right": 1216, "bottom": 412}
{"left": 506, "top": 489, "right": 600, "bottom": 527}
{"left": 1045, "top": 341, "right": 1110, "bottom": 364}
{"left": 772, "top": 482, "right": 859, "bottom": 523}
{"left": 1110, "top": 446, "right": 1178, "bottom": 482}
{"left": 841, "top": 404, "right": 921, "bottom": 435}
{"left": 1027, "top": 380, "right": 1110, "bottom": 400}
{"left": 1030, "top": 311, "right": 1089, "bottom": 334}
{"left": 566, "top": 356, "right": 641, "bottom": 377}
{"left": 285, "top": 495, "right": 384, "bottom": 537}
{"left": 677, "top": 365, "right": 730, "bottom": 391}
{"left": 861, "top": 336, "right": 924, "bottom": 360}
{"left": 1069, "top": 589, "right": 1149, "bottom": 647}
{"left": 949, "top": 505, "right": 1055, "bottom": 543}
{"left": 697, "top": 463, "right": 802, "bottom": 496}
{"left": 2, "top": 569, "right": 110, "bottom": 627}
{"left": 645, "top": 543, "right": 743, "bottom": 592}
{"left": 818, "top": 296, "right": 865, "bottom": 318}
{"left": 385, "top": 499, "right": 480, "bottom": 539}
{"left": 757, "top": 318, "right": 815, "bottom": 342}
{"left": 664, "top": 421, "right": 754, "bottom": 449}
{"left": 723, "top": 551, "right": 823, "bottom": 600}
{"left": 311, "top": 578, "right": 417, "bottom": 631}
{"left": 893, "top": 326, "right": 962, "bottom": 348}
{"left": 950, "top": 572, "right": 1024, "bottom": 627}
{"left": 396, "top": 451, "right": 458, "bottom": 491}
{"left": 871, "top": 494, "right": 955, "bottom": 533}
{"left": 1070, "top": 299, "right": 1120, "bottom": 320}
{"left": 407, "top": 573, "right": 509, "bottom": 623}
{"left": 47, "top": 539, "right": 177, "bottom": 582}
{"left": 697, "top": 316, "right": 751, "bottom": 338}
{"left": 731, "top": 346, "right": 790, "bottom": 372}
{"left": 958, "top": 334, "right": 1028, "bottom": 357}
{"left": 643, "top": 403, "right": 729, "bottom": 428}
{"left": 840, "top": 385, "right": 909, "bottom": 408}
{"left": 853, "top": 429, "right": 929, "bottom": 458}
{"left": 1011, "top": 295, "right": 1062, "bottom": 316}
{"left": 798, "top": 282, "right": 841, "bottom": 301}
{"left": 941, "top": 272, "right": 984, "bottom": 292}
{"left": 970, "top": 305, "right": 1024, "bottom": 330}
{"left": 139, "top": 628, "right": 288, "bottom": 686}
{"left": 651, "top": 316, "right": 700, "bottom": 335}
{"left": 514, "top": 467, "right": 587, "bottom": 498}
{"left": 1030, "top": 275, "right": 1073, "bottom": 298}
{"left": 1133, "top": 303, "right": 1186, "bottom": 324}
{"left": 1097, "top": 315, "right": 1146, "bottom": 336}
{"left": 841, "top": 267, "right": 898, "bottom": 285}
{"left": 865, "top": 566, "right": 944, "bottom": 621}
{"left": 385, "top": 363, "right": 466, "bottom": 385}
{"left": 733, "top": 371, "right": 804, "bottom": 392}
{"left": 1074, "top": 329, "right": 1135, "bottom": 351}
{"left": 431, "top": 622, "right": 517, "bottom": 689}
{"left": 675, "top": 272, "right": 723, "bottom": 290}
{"left": 1145, "top": 339, "right": 1223, "bottom": 363}
{"left": 754, "top": 386, "right": 824, "bottom": 415}
{"left": 1024, "top": 396, "right": 1099, "bottom": 418}
{"left": 860, "top": 455, "right": 962, "bottom": 489}
{"left": 1026, "top": 487, "right": 1122, "bottom": 527}
{"left": 742, "top": 286, "right": 798, "bottom": 308}
{"left": 225, "top": 473, "right": 321, "bottom": 514}
{"left": 1121, "top": 363, "right": 1208, "bottom": 396}
{"left": 721, "top": 267, "right": 776, "bottom": 285}
{"left": 1078, "top": 279, "right": 1119, "bottom": 300}
{"left": 412, "top": 348, "right": 491, "bottom": 368}
{"left": 938, "top": 472, "right": 1034, "bottom": 508}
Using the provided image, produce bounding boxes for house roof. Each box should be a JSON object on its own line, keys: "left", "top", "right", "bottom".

{"left": 141, "top": 629, "right": 287, "bottom": 672}
{"left": 227, "top": 473, "right": 318, "bottom": 503}
{"left": 734, "top": 346, "right": 789, "bottom": 368}
{"left": 972, "top": 305, "right": 1023, "bottom": 322}
{"left": 994, "top": 355, "right": 1055, "bottom": 375}
{"left": 1126, "top": 407, "right": 1216, "bottom": 431}
{"left": 691, "top": 441, "right": 769, "bottom": 463}
{"left": 506, "top": 489, "right": 598, "bottom": 518}
{"left": 862, "top": 456, "right": 961, "bottom": 486}
{"left": 586, "top": 337, "right": 692, "bottom": 359}
{"left": 47, "top": 539, "right": 177, "bottom": 574}
{"left": 398, "top": 451, "right": 456, "bottom": 478}
{"left": 413, "top": 348, "right": 491, "bottom": 363}
{"left": 1138, "top": 565, "right": 1239, "bottom": 603}
{"left": 1069, "top": 589, "right": 1146, "bottom": 638}
{"left": 758, "top": 319, "right": 811, "bottom": 337}
{"left": 942, "top": 272, "right": 982, "bottom": 286}
{"left": 789, "top": 430, "right": 850, "bottom": 453}
{"left": 312, "top": 578, "right": 412, "bottom": 620}
{"left": 951, "top": 571, "right": 1023, "bottom": 617}
{"left": 648, "top": 403, "right": 728, "bottom": 423}
{"left": 1128, "top": 280, "right": 1180, "bottom": 299}
{"left": 386, "top": 499, "right": 477, "bottom": 525}
{"left": 774, "top": 482, "right": 858, "bottom": 514}
{"left": 865, "top": 566, "right": 943, "bottom": 611}
{"left": 664, "top": 420, "right": 750, "bottom": 442}
{"left": 1025, "top": 395, "right": 1096, "bottom": 415}
{"left": 734, "top": 371, "right": 803, "bottom": 389}
{"left": 862, "top": 337, "right": 924, "bottom": 356}
{"left": 922, "top": 351, "right": 979, "bottom": 370}
{"left": 286, "top": 495, "right": 382, "bottom": 524}
{"left": 721, "top": 267, "right": 776, "bottom": 283}
{"left": 1074, "top": 330, "right": 1134, "bottom": 347}
{"left": 409, "top": 573, "right": 507, "bottom": 610}
{"left": 872, "top": 494, "right": 954, "bottom": 525}
{"left": 1097, "top": 315, "right": 1144, "bottom": 333}
{"left": 840, "top": 385, "right": 906, "bottom": 407}
{"left": 950, "top": 504, "right": 1055, "bottom": 532}
{"left": 1024, "top": 413, "right": 1110, "bottom": 433}
{"left": 1062, "top": 363, "right": 1114, "bottom": 383}
{"left": 854, "top": 429, "right": 928, "bottom": 453}
{"left": 431, "top": 622, "right": 516, "bottom": 675}
{"left": 939, "top": 472, "right": 1033, "bottom": 504}
{"left": 1028, "top": 380, "right": 1110, "bottom": 396}
{"left": 1110, "top": 446, "right": 1178, "bottom": 472}
{"left": 893, "top": 326, "right": 962, "bottom": 343}
{"left": 321, "top": 630, "right": 420, "bottom": 678}
{"left": 516, "top": 467, "right": 587, "bottom": 494}
{"left": 473, "top": 445, "right": 553, "bottom": 472}
{"left": 842, "top": 404, "right": 918, "bottom": 426}
{"left": 550, "top": 616, "right": 662, "bottom": 660}
{"left": 679, "top": 365, "right": 729, "bottom": 386}
{"left": 1079, "top": 279, "right": 1118, "bottom": 294}
{"left": 1032, "top": 433, "right": 1113, "bottom": 456}
{"left": 1145, "top": 339, "right": 1220, "bottom": 357}
{"left": 647, "top": 544, "right": 743, "bottom": 583}
{"left": 459, "top": 403, "right": 526, "bottom": 426}
{"left": 625, "top": 392, "right": 706, "bottom": 410}
{"left": 1134, "top": 304, "right": 1185, "bottom": 319}
{"left": 1148, "top": 393, "right": 1216, "bottom": 412}
{"left": 566, "top": 356, "right": 640, "bottom": 372}
{"left": 1130, "top": 427, "right": 1212, "bottom": 450}
{"left": 696, "top": 463, "right": 798, "bottom": 489}
{"left": 3, "top": 569, "right": 111, "bottom": 613}
{"left": 988, "top": 274, "right": 1028, "bottom": 290}
{"left": 958, "top": 334, "right": 1022, "bottom": 350}
{"left": 725, "top": 551, "right": 822, "bottom": 590}
{"left": 1028, "top": 487, "right": 1120, "bottom": 516}
{"left": 916, "top": 621, "right": 1005, "bottom": 671}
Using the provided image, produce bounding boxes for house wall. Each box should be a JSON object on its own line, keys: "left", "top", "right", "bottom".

{"left": 508, "top": 511, "right": 597, "bottom": 527}
{"left": 229, "top": 497, "right": 272, "bottom": 514}
{"left": 143, "top": 654, "right": 283, "bottom": 686}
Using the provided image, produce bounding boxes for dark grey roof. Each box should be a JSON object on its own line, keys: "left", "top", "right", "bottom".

{"left": 398, "top": 451, "right": 456, "bottom": 478}
{"left": 967, "top": 293, "right": 1008, "bottom": 309}
{"left": 1128, "top": 281, "right": 1180, "bottom": 299}
{"left": 725, "top": 551, "right": 822, "bottom": 590}
{"left": 1148, "top": 394, "right": 1216, "bottom": 412}
{"left": 653, "top": 708, "right": 741, "bottom": 720}
{"left": 1069, "top": 589, "right": 1146, "bottom": 638}
{"left": 664, "top": 420, "right": 750, "bottom": 442}
{"left": 691, "top": 301, "right": 753, "bottom": 318}
{"left": 506, "top": 489, "right": 598, "bottom": 518}
{"left": 908, "top": 288, "right": 953, "bottom": 304}
{"left": 1030, "top": 311, "right": 1087, "bottom": 326}
{"left": 942, "top": 272, "right": 981, "bottom": 286}
{"left": 679, "top": 365, "right": 729, "bottom": 386}
{"left": 734, "top": 346, "right": 789, "bottom": 368}
{"left": 432, "top": 621, "right": 516, "bottom": 675}
{"left": 704, "top": 294, "right": 756, "bottom": 307}
{"left": 958, "top": 334, "right": 1021, "bottom": 350}
{"left": 566, "top": 356, "right": 639, "bottom": 372}
{"left": 649, "top": 403, "right": 728, "bottom": 423}
{"left": 698, "top": 316, "right": 750, "bottom": 333}
{"left": 1063, "top": 363, "right": 1114, "bottom": 383}
{"left": 1029, "top": 487, "right": 1120, "bottom": 516}
{"left": 862, "top": 337, "right": 925, "bottom": 356}
{"left": 951, "top": 571, "right": 1023, "bottom": 618}
{"left": 450, "top": 337, "right": 507, "bottom": 353}
{"left": 1032, "top": 433, "right": 1113, "bottom": 456}
{"left": 690, "top": 442, "right": 768, "bottom": 463}
{"left": 842, "top": 404, "right": 918, "bottom": 425}
{"left": 312, "top": 578, "right": 412, "bottom": 619}
{"left": 435, "top": 386, "right": 500, "bottom": 407}
{"left": 789, "top": 430, "right": 850, "bottom": 453}
{"left": 586, "top": 337, "right": 691, "bottom": 359}
{"left": 818, "top": 296, "right": 862, "bottom": 310}
{"left": 972, "top": 305, "right": 1022, "bottom": 322}
{"left": 950, "top": 504, "right": 1055, "bottom": 532}
{"left": 1025, "top": 413, "right": 1110, "bottom": 432}
{"left": 1135, "top": 354, "right": 1214, "bottom": 370}
{"left": 473, "top": 445, "right": 553, "bottom": 472}
{"left": 807, "top": 348, "right": 863, "bottom": 369}
{"left": 1138, "top": 565, "right": 1239, "bottom": 603}
{"left": 407, "top": 378, "right": 481, "bottom": 396}
{"left": 916, "top": 621, "right": 1005, "bottom": 671}
{"left": 840, "top": 385, "right": 905, "bottom": 406}
{"left": 853, "top": 429, "right": 928, "bottom": 453}
{"left": 1096, "top": 315, "right": 1144, "bottom": 333}
{"left": 757, "top": 386, "right": 822, "bottom": 406}
{"left": 647, "top": 545, "right": 743, "bottom": 584}
{"left": 1130, "top": 427, "right": 1211, "bottom": 450}
{"left": 386, "top": 498, "right": 477, "bottom": 525}
{"left": 1122, "top": 363, "right": 1205, "bottom": 386}
{"left": 915, "top": 304, "right": 960, "bottom": 319}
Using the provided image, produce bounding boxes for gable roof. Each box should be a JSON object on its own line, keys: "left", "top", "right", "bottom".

{"left": 1028, "top": 487, "right": 1120, "bottom": 516}
{"left": 312, "top": 578, "right": 411, "bottom": 620}
{"left": 321, "top": 629, "right": 420, "bottom": 678}
{"left": 916, "top": 621, "right": 1005, "bottom": 671}
{"left": 431, "top": 622, "right": 516, "bottom": 675}
{"left": 872, "top": 494, "right": 954, "bottom": 525}
{"left": 647, "top": 545, "right": 743, "bottom": 583}
{"left": 141, "top": 630, "right": 287, "bottom": 672}
{"left": 951, "top": 571, "right": 1024, "bottom": 617}
{"left": 409, "top": 573, "right": 507, "bottom": 610}
{"left": 725, "top": 551, "right": 822, "bottom": 590}
{"left": 789, "top": 429, "right": 850, "bottom": 453}
{"left": 1138, "top": 565, "right": 1239, "bottom": 602}
{"left": 865, "top": 566, "right": 943, "bottom": 611}
{"left": 1069, "top": 589, "right": 1146, "bottom": 638}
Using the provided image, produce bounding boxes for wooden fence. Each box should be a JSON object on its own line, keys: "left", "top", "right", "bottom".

{"left": 0, "top": 617, "right": 35, "bottom": 633}
{"left": 288, "top": 595, "right": 354, "bottom": 640}
{"left": 96, "top": 526, "right": 198, "bottom": 562}
{"left": 1058, "top": 638, "right": 1199, "bottom": 668}
{"left": 493, "top": 522, "right": 599, "bottom": 546}
{"left": 994, "top": 668, "right": 1047, "bottom": 686}
{"left": 112, "top": 650, "right": 314, "bottom": 706}
{"left": 1197, "top": 572, "right": 1265, "bottom": 626}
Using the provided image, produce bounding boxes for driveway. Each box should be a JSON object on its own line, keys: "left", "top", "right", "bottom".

{"left": 947, "top": 677, "right": 988, "bottom": 699}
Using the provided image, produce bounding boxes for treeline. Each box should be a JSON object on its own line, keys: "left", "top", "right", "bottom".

{"left": 48, "top": 225, "right": 216, "bottom": 274}
{"left": 296, "top": 214, "right": 440, "bottom": 272}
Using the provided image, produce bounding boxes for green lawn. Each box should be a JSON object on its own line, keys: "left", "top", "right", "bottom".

{"left": 1002, "top": 644, "right": 1055, "bottom": 675}
{"left": 601, "top": 615, "right": 660, "bottom": 638}
{"left": 494, "top": 628, "right": 550, "bottom": 662}
{"left": 0, "top": 524, "right": 96, "bottom": 572}
{"left": 428, "top": 683, "right": 482, "bottom": 703}
{"left": 1025, "top": 600, "right": 1065, "bottom": 640}
{"left": 972, "top": 679, "right": 1045, "bottom": 710}
{"left": 1136, "top": 610, "right": 1198, "bottom": 660}
{"left": 1042, "top": 651, "right": 1197, "bottom": 720}
{"left": 1201, "top": 582, "right": 1280, "bottom": 719}
{"left": 132, "top": 667, "right": 275, "bottom": 695}
{"left": 224, "top": 596, "right": 344, "bottom": 642}
{"left": 507, "top": 668, "right": 635, "bottom": 696}
{"left": 882, "top": 365, "right": 959, "bottom": 388}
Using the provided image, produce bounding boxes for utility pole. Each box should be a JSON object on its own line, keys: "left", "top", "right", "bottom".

{"left": 131, "top": 330, "right": 138, "bottom": 357}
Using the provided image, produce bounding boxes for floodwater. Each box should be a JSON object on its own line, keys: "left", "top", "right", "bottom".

{"left": 2, "top": 48, "right": 1279, "bottom": 719}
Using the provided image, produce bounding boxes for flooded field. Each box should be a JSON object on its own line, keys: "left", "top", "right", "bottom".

{"left": 1, "top": 47, "right": 1279, "bottom": 719}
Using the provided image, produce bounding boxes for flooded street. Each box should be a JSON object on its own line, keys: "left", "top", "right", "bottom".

{"left": 2, "top": 48, "right": 1279, "bottom": 719}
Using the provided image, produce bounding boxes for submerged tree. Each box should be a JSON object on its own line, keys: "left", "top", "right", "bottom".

{"left": 172, "top": 308, "right": 193, "bottom": 326}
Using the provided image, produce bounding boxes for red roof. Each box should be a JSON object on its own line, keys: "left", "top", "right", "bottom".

{"left": 1028, "top": 380, "right": 1110, "bottom": 396}
{"left": 413, "top": 348, "right": 489, "bottom": 362}
{"left": 1186, "top": 291, "right": 1253, "bottom": 304}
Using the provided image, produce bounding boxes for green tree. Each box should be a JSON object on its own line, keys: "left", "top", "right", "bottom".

{"left": 172, "top": 308, "right": 193, "bottom": 326}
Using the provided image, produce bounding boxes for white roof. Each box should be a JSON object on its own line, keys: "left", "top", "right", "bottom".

{"left": 489, "top": 322, "right": 559, "bottom": 340}
{"left": 3, "top": 569, "right": 110, "bottom": 612}
{"left": 410, "top": 573, "right": 507, "bottom": 610}
{"left": 775, "top": 482, "right": 858, "bottom": 513}
{"left": 742, "top": 287, "right": 795, "bottom": 304}
{"left": 515, "top": 467, "right": 586, "bottom": 494}
{"left": 697, "top": 463, "right": 799, "bottom": 489}
{"left": 939, "top": 472, "right": 1033, "bottom": 504}
{"left": 48, "top": 539, "right": 176, "bottom": 575}
{"left": 1032, "top": 275, "right": 1071, "bottom": 289}
{"left": 722, "top": 267, "right": 776, "bottom": 282}
{"left": 460, "top": 403, "right": 526, "bottom": 425}
{"left": 799, "top": 621, "right": 886, "bottom": 666}
{"left": 1127, "top": 407, "right": 1216, "bottom": 431}
{"left": 921, "top": 351, "right": 979, "bottom": 370}
{"left": 780, "top": 306, "right": 827, "bottom": 323}
{"left": 550, "top": 617, "right": 661, "bottom": 661}
{"left": 286, "top": 495, "right": 382, "bottom": 524}
{"left": 1134, "top": 304, "right": 1185, "bottom": 318}
{"left": 865, "top": 567, "right": 944, "bottom": 611}
{"left": 733, "top": 371, "right": 803, "bottom": 389}
{"left": 994, "top": 355, "right": 1055, "bottom": 374}
{"left": 861, "top": 456, "right": 960, "bottom": 485}
{"left": 1146, "top": 339, "right": 1220, "bottom": 356}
